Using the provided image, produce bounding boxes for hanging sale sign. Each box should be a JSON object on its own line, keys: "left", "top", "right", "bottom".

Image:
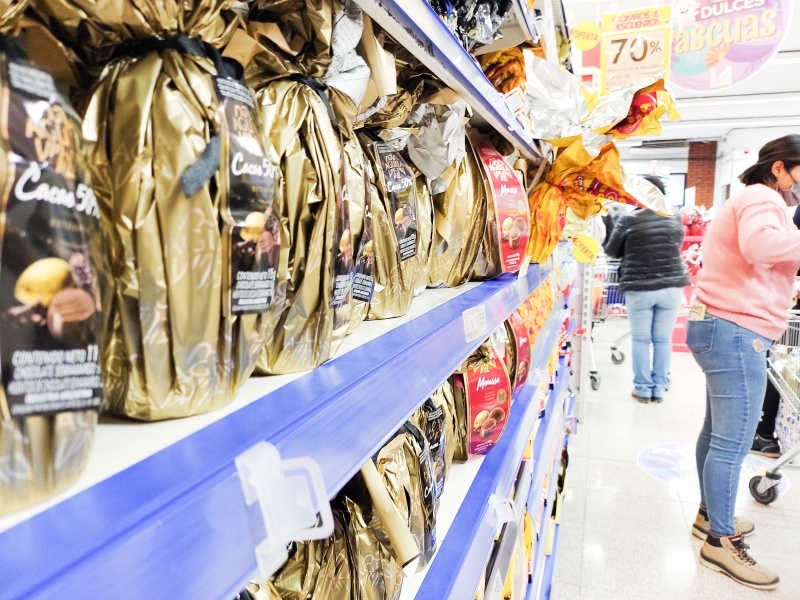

{"left": 600, "top": 6, "right": 672, "bottom": 94}
{"left": 671, "top": 0, "right": 792, "bottom": 91}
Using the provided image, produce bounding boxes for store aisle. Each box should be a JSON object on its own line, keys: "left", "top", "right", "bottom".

{"left": 553, "top": 321, "right": 800, "bottom": 599}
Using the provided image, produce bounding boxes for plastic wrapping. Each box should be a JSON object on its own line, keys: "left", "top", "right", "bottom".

{"left": 527, "top": 135, "right": 672, "bottom": 263}
{"left": 246, "top": 0, "right": 370, "bottom": 372}
{"left": 427, "top": 153, "right": 485, "bottom": 287}
{"left": 523, "top": 53, "right": 679, "bottom": 146}
{"left": 0, "top": 15, "right": 107, "bottom": 512}
{"left": 359, "top": 132, "right": 419, "bottom": 320}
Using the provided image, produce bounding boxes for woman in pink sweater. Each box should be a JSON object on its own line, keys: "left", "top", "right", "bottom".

{"left": 687, "top": 134, "right": 800, "bottom": 591}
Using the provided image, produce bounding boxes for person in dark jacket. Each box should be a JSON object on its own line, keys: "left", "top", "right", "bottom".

{"left": 603, "top": 175, "right": 691, "bottom": 402}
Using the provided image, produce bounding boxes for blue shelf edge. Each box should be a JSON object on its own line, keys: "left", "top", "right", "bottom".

{"left": 527, "top": 363, "right": 569, "bottom": 510}
{"left": 414, "top": 311, "right": 563, "bottom": 600}
{"left": 0, "top": 267, "right": 550, "bottom": 600}
{"left": 528, "top": 392, "right": 576, "bottom": 600}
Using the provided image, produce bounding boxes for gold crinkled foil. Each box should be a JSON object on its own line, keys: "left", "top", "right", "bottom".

{"left": 430, "top": 382, "right": 456, "bottom": 479}
{"left": 1, "top": 412, "right": 97, "bottom": 515}
{"left": 428, "top": 154, "right": 485, "bottom": 288}
{"left": 344, "top": 495, "right": 404, "bottom": 600}
{"left": 246, "top": 509, "right": 352, "bottom": 600}
{"left": 413, "top": 168, "right": 433, "bottom": 294}
{"left": 254, "top": 78, "right": 351, "bottom": 373}
{"left": 360, "top": 134, "right": 418, "bottom": 320}
{"left": 82, "top": 44, "right": 281, "bottom": 419}
{"left": 377, "top": 433, "right": 426, "bottom": 565}
{"left": 468, "top": 139, "right": 501, "bottom": 281}
{"left": 344, "top": 134, "right": 370, "bottom": 334}
{"left": 0, "top": 0, "right": 26, "bottom": 33}
{"left": 246, "top": 0, "right": 333, "bottom": 80}
{"left": 30, "top": 0, "right": 237, "bottom": 69}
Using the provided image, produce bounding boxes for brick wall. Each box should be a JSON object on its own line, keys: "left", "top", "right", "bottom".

{"left": 686, "top": 141, "right": 717, "bottom": 208}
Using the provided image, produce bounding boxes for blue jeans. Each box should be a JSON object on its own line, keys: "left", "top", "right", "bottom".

{"left": 625, "top": 288, "right": 683, "bottom": 399}
{"left": 687, "top": 314, "right": 772, "bottom": 537}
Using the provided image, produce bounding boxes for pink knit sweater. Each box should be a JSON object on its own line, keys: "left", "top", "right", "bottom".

{"left": 696, "top": 184, "right": 800, "bottom": 341}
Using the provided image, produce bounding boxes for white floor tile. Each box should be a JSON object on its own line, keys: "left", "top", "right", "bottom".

{"left": 555, "top": 318, "right": 800, "bottom": 599}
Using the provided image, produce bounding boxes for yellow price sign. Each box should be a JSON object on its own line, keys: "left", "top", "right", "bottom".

{"left": 571, "top": 235, "right": 600, "bottom": 263}
{"left": 600, "top": 5, "right": 672, "bottom": 94}
{"left": 572, "top": 21, "right": 601, "bottom": 51}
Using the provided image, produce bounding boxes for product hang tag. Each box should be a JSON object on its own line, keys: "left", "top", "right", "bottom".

{"left": 689, "top": 301, "right": 707, "bottom": 321}
{"left": 351, "top": 166, "right": 375, "bottom": 303}
{"left": 374, "top": 141, "right": 417, "bottom": 261}
{"left": 331, "top": 136, "right": 355, "bottom": 309}
{"left": 214, "top": 76, "right": 280, "bottom": 316}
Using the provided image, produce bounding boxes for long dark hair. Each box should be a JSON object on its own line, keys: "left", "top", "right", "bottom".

{"left": 739, "top": 134, "right": 800, "bottom": 186}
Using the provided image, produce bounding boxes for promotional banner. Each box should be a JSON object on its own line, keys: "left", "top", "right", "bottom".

{"left": 671, "top": 0, "right": 792, "bottom": 91}
{"left": 600, "top": 6, "right": 672, "bottom": 94}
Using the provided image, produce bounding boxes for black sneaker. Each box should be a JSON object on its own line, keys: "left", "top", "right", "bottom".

{"left": 631, "top": 391, "right": 650, "bottom": 403}
{"left": 750, "top": 434, "right": 781, "bottom": 458}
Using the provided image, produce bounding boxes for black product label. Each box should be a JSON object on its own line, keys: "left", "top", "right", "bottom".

{"left": 331, "top": 145, "right": 354, "bottom": 309}
{"left": 215, "top": 77, "right": 280, "bottom": 315}
{"left": 376, "top": 142, "right": 417, "bottom": 261}
{"left": 351, "top": 171, "right": 375, "bottom": 303}
{"left": 424, "top": 402, "right": 446, "bottom": 498}
{"left": 0, "top": 59, "right": 103, "bottom": 420}
{"left": 418, "top": 444, "right": 438, "bottom": 557}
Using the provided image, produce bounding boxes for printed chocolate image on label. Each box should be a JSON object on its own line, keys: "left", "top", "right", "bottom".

{"left": 215, "top": 77, "right": 280, "bottom": 315}
{"left": 351, "top": 191, "right": 375, "bottom": 303}
{"left": 0, "top": 59, "right": 103, "bottom": 419}
{"left": 376, "top": 142, "right": 417, "bottom": 261}
{"left": 332, "top": 149, "right": 354, "bottom": 309}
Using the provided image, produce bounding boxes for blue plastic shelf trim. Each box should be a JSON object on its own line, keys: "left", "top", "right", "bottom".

{"left": 528, "top": 390, "right": 575, "bottom": 600}
{"left": 529, "top": 430, "right": 568, "bottom": 599}
{"left": 515, "top": 0, "right": 541, "bottom": 44}
{"left": 527, "top": 364, "right": 570, "bottom": 511}
{"left": 353, "top": 0, "right": 540, "bottom": 160}
{"left": 0, "top": 267, "right": 548, "bottom": 600}
{"left": 415, "top": 318, "right": 563, "bottom": 600}
{"left": 537, "top": 394, "right": 576, "bottom": 600}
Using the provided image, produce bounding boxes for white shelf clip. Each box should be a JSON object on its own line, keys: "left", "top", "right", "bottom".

{"left": 236, "top": 442, "right": 334, "bottom": 581}
{"left": 489, "top": 493, "right": 518, "bottom": 529}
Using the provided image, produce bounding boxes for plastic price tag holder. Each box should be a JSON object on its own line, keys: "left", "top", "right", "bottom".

{"left": 236, "top": 442, "right": 333, "bottom": 580}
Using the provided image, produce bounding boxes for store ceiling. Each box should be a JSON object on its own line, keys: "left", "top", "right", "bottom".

{"left": 561, "top": 0, "right": 800, "bottom": 142}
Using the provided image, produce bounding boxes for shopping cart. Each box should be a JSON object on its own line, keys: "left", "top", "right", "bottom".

{"left": 587, "top": 257, "right": 628, "bottom": 390}
{"left": 750, "top": 311, "right": 800, "bottom": 504}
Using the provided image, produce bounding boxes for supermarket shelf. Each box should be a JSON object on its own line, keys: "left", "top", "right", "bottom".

{"left": 537, "top": 392, "right": 577, "bottom": 600}
{"left": 529, "top": 430, "right": 566, "bottom": 599}
{"left": 539, "top": 520, "right": 563, "bottom": 600}
{"left": 412, "top": 314, "right": 563, "bottom": 600}
{"left": 528, "top": 386, "right": 574, "bottom": 600}
{"left": 527, "top": 363, "right": 570, "bottom": 511}
{"left": 0, "top": 267, "right": 550, "bottom": 600}
{"left": 485, "top": 458, "right": 533, "bottom": 600}
{"left": 353, "top": 0, "right": 542, "bottom": 160}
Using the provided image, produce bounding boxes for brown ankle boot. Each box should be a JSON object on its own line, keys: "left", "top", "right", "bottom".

{"left": 699, "top": 533, "right": 779, "bottom": 590}
{"left": 692, "top": 509, "right": 754, "bottom": 540}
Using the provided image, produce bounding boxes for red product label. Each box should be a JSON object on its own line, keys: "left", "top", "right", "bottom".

{"left": 464, "top": 347, "right": 512, "bottom": 456}
{"left": 508, "top": 311, "right": 531, "bottom": 395}
{"left": 473, "top": 138, "right": 530, "bottom": 273}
